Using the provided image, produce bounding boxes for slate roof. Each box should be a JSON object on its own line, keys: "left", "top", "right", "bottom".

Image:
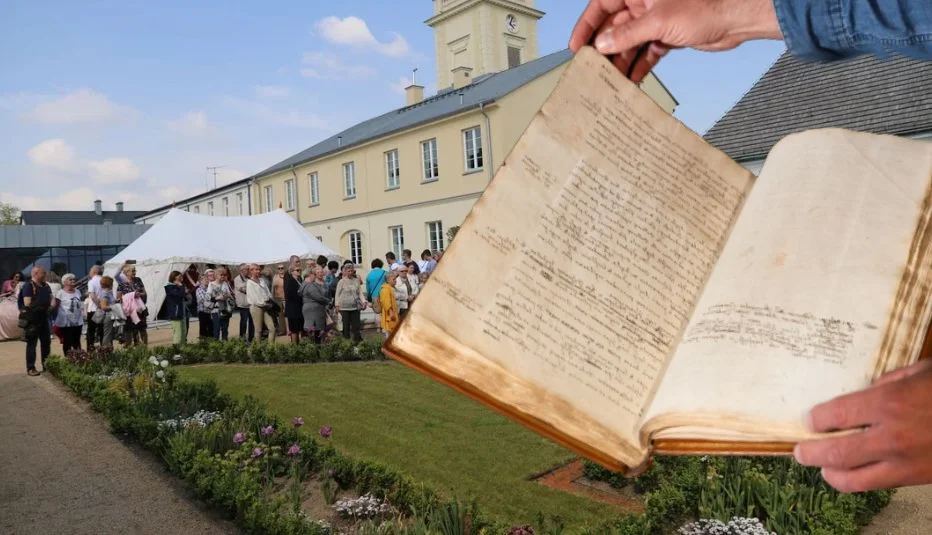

{"left": 254, "top": 48, "right": 575, "bottom": 178}
{"left": 20, "top": 210, "right": 147, "bottom": 225}
{"left": 704, "top": 51, "right": 932, "bottom": 162}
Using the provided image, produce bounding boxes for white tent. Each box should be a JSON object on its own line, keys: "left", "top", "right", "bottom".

{"left": 104, "top": 209, "right": 339, "bottom": 318}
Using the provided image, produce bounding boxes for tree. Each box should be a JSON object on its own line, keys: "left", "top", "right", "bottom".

{"left": 0, "top": 202, "right": 20, "bottom": 225}
{"left": 447, "top": 225, "right": 460, "bottom": 245}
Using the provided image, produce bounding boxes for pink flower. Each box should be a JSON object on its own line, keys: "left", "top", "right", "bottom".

{"left": 287, "top": 444, "right": 301, "bottom": 457}
{"left": 261, "top": 425, "right": 274, "bottom": 437}
{"left": 233, "top": 432, "right": 246, "bottom": 445}
{"left": 319, "top": 426, "right": 332, "bottom": 439}
{"left": 251, "top": 447, "right": 264, "bottom": 458}
{"left": 292, "top": 416, "right": 304, "bottom": 428}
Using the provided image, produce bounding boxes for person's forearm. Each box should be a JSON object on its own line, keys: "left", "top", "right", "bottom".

{"left": 775, "top": 0, "right": 932, "bottom": 60}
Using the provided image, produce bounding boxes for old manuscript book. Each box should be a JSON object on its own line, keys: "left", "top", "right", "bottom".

{"left": 383, "top": 46, "right": 932, "bottom": 472}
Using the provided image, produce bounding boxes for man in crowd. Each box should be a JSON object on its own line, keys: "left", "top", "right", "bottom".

{"left": 85, "top": 265, "right": 103, "bottom": 348}
{"left": 385, "top": 252, "right": 401, "bottom": 272}
{"left": 246, "top": 263, "right": 276, "bottom": 343}
{"left": 233, "top": 263, "right": 254, "bottom": 342}
{"left": 419, "top": 249, "right": 437, "bottom": 275}
{"left": 18, "top": 266, "right": 53, "bottom": 376}
{"left": 570, "top": 0, "right": 932, "bottom": 493}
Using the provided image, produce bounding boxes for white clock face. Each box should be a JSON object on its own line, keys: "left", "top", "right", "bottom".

{"left": 506, "top": 14, "right": 519, "bottom": 33}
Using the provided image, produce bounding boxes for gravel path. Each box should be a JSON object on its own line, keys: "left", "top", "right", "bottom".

{"left": 0, "top": 372, "right": 238, "bottom": 535}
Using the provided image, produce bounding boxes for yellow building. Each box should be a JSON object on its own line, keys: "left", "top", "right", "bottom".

{"left": 251, "top": 0, "right": 677, "bottom": 266}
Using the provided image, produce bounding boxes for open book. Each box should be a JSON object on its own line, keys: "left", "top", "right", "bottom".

{"left": 384, "top": 46, "right": 932, "bottom": 472}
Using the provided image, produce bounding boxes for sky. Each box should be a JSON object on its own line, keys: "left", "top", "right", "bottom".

{"left": 0, "top": 1, "right": 786, "bottom": 213}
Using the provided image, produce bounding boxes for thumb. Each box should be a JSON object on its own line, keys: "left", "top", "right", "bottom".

{"left": 873, "top": 358, "right": 932, "bottom": 386}
{"left": 595, "top": 12, "right": 662, "bottom": 55}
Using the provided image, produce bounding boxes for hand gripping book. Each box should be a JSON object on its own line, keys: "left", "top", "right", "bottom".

{"left": 384, "top": 46, "right": 932, "bottom": 474}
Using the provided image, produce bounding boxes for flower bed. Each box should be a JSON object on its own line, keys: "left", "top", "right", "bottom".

{"left": 48, "top": 343, "right": 893, "bottom": 534}
{"left": 141, "top": 337, "right": 387, "bottom": 365}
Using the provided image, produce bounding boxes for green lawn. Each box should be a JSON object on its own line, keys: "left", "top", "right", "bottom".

{"left": 180, "top": 362, "right": 622, "bottom": 528}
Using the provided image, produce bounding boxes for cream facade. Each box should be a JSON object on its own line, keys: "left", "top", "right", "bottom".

{"left": 135, "top": 178, "right": 252, "bottom": 225}
{"left": 249, "top": 0, "right": 678, "bottom": 267}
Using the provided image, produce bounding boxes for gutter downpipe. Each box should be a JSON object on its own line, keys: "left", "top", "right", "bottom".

{"left": 247, "top": 178, "right": 254, "bottom": 215}
{"left": 479, "top": 101, "right": 494, "bottom": 184}
{"left": 290, "top": 165, "right": 301, "bottom": 223}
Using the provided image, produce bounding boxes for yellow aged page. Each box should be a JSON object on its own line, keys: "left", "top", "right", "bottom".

{"left": 393, "top": 47, "right": 753, "bottom": 449}
{"left": 646, "top": 129, "right": 932, "bottom": 440}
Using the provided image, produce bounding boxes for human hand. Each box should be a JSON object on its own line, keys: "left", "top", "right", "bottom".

{"left": 569, "top": 0, "right": 783, "bottom": 82}
{"left": 794, "top": 359, "right": 932, "bottom": 492}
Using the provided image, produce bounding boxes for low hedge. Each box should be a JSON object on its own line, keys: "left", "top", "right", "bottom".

{"left": 146, "top": 337, "right": 387, "bottom": 365}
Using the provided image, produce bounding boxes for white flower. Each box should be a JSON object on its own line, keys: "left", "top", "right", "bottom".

{"left": 172, "top": 354, "right": 182, "bottom": 361}
{"left": 148, "top": 355, "right": 158, "bottom": 365}
{"left": 155, "top": 370, "right": 165, "bottom": 379}
{"left": 159, "top": 359, "right": 169, "bottom": 368}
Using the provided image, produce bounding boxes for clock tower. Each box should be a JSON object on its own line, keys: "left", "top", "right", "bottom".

{"left": 427, "top": 0, "right": 544, "bottom": 89}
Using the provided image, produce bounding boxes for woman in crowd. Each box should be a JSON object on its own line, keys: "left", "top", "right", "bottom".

{"left": 183, "top": 263, "right": 199, "bottom": 333}
{"left": 164, "top": 270, "right": 188, "bottom": 346}
{"left": 96, "top": 275, "right": 116, "bottom": 348}
{"left": 116, "top": 264, "right": 148, "bottom": 346}
{"left": 53, "top": 273, "right": 84, "bottom": 354}
{"left": 334, "top": 262, "right": 364, "bottom": 342}
{"left": 208, "top": 267, "right": 235, "bottom": 340}
{"left": 1, "top": 271, "right": 22, "bottom": 297}
{"left": 299, "top": 266, "right": 330, "bottom": 344}
{"left": 272, "top": 264, "right": 287, "bottom": 336}
{"left": 379, "top": 270, "right": 400, "bottom": 338}
{"left": 394, "top": 265, "right": 411, "bottom": 320}
{"left": 196, "top": 271, "right": 215, "bottom": 340}
{"left": 284, "top": 265, "right": 304, "bottom": 345}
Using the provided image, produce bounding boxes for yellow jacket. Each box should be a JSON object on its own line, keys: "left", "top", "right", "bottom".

{"left": 379, "top": 283, "right": 399, "bottom": 333}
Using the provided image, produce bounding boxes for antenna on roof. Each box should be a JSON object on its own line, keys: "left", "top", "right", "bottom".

{"left": 206, "top": 165, "right": 226, "bottom": 190}
{"left": 412, "top": 67, "right": 418, "bottom": 85}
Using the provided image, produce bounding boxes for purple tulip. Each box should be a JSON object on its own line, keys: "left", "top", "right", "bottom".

{"left": 251, "top": 447, "right": 264, "bottom": 458}
{"left": 319, "top": 426, "right": 332, "bottom": 439}
{"left": 292, "top": 416, "right": 304, "bottom": 428}
{"left": 261, "top": 425, "right": 274, "bottom": 437}
{"left": 287, "top": 444, "right": 301, "bottom": 457}
{"left": 233, "top": 431, "right": 246, "bottom": 445}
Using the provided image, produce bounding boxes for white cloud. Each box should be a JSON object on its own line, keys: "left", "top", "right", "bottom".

{"left": 256, "top": 85, "right": 292, "bottom": 98}
{"left": 314, "top": 16, "right": 411, "bottom": 58}
{"left": 300, "top": 51, "right": 377, "bottom": 80}
{"left": 88, "top": 157, "right": 141, "bottom": 185}
{"left": 26, "top": 138, "right": 76, "bottom": 170}
{"left": 215, "top": 167, "right": 248, "bottom": 186}
{"left": 166, "top": 110, "right": 216, "bottom": 136}
{"left": 21, "top": 88, "right": 138, "bottom": 124}
{"left": 223, "top": 96, "right": 329, "bottom": 129}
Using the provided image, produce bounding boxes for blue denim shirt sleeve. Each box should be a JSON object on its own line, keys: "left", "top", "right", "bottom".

{"left": 774, "top": 0, "right": 932, "bottom": 61}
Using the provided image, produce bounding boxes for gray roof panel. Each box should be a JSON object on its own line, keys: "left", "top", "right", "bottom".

{"left": 704, "top": 51, "right": 932, "bottom": 161}
{"left": 20, "top": 210, "right": 147, "bottom": 225}
{"left": 255, "top": 49, "right": 574, "bottom": 178}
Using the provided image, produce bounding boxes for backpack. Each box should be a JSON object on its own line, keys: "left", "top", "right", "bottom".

{"left": 369, "top": 273, "right": 386, "bottom": 315}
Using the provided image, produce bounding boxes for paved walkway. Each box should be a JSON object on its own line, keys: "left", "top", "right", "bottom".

{"left": 0, "top": 351, "right": 237, "bottom": 535}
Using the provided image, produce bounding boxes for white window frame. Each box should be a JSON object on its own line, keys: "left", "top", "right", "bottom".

{"left": 264, "top": 185, "right": 274, "bottom": 212}
{"left": 193, "top": 205, "right": 200, "bottom": 214}
{"left": 463, "top": 126, "right": 483, "bottom": 172}
{"left": 427, "top": 221, "right": 444, "bottom": 252}
{"left": 343, "top": 162, "right": 356, "bottom": 199}
{"left": 385, "top": 149, "right": 400, "bottom": 189}
{"left": 348, "top": 231, "right": 363, "bottom": 265}
{"left": 222, "top": 197, "right": 229, "bottom": 216}
{"left": 207, "top": 201, "right": 214, "bottom": 216}
{"left": 389, "top": 226, "right": 404, "bottom": 259}
{"left": 308, "top": 172, "right": 319, "bottom": 206}
{"left": 421, "top": 138, "right": 439, "bottom": 182}
{"left": 236, "top": 192, "right": 244, "bottom": 215}
{"left": 284, "top": 178, "right": 296, "bottom": 211}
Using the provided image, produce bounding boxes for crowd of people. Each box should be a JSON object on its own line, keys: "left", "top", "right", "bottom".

{"left": 7, "top": 248, "right": 441, "bottom": 375}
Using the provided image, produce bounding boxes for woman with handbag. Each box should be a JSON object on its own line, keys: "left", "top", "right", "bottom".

{"left": 334, "top": 263, "right": 364, "bottom": 342}
{"left": 299, "top": 266, "right": 331, "bottom": 344}
{"left": 208, "top": 267, "right": 235, "bottom": 341}
{"left": 284, "top": 265, "right": 304, "bottom": 345}
{"left": 53, "top": 273, "right": 84, "bottom": 354}
{"left": 116, "top": 264, "right": 148, "bottom": 346}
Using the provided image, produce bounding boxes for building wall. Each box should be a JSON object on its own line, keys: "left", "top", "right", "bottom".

{"left": 135, "top": 183, "right": 252, "bottom": 225}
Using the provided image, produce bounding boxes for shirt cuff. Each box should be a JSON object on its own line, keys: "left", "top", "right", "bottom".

{"left": 772, "top": 0, "right": 851, "bottom": 61}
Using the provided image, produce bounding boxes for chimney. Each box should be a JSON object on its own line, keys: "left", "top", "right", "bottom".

{"left": 115, "top": 201, "right": 124, "bottom": 212}
{"left": 405, "top": 84, "right": 424, "bottom": 106}
{"left": 337, "top": 135, "right": 342, "bottom": 148}
{"left": 94, "top": 199, "right": 102, "bottom": 215}
{"left": 451, "top": 66, "right": 473, "bottom": 90}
